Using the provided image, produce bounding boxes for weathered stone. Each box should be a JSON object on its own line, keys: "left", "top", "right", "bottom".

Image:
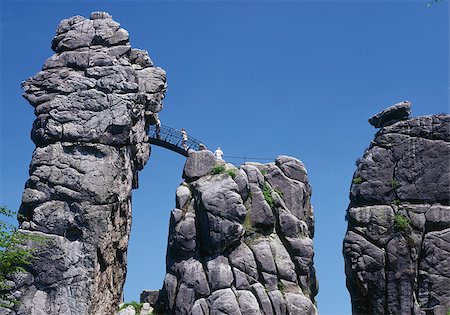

{"left": 194, "top": 175, "right": 246, "bottom": 255}
{"left": 234, "top": 169, "right": 250, "bottom": 201}
{"left": 343, "top": 231, "right": 386, "bottom": 315}
{"left": 236, "top": 290, "right": 261, "bottom": 315}
{"left": 248, "top": 238, "right": 277, "bottom": 275}
{"left": 270, "top": 236, "right": 297, "bottom": 283}
{"left": 275, "top": 155, "right": 309, "bottom": 185}
{"left": 178, "top": 258, "right": 210, "bottom": 298}
{"left": 368, "top": 101, "right": 411, "bottom": 128}
{"left": 250, "top": 283, "right": 274, "bottom": 315}
{"left": 344, "top": 107, "right": 450, "bottom": 314}
{"left": 207, "top": 289, "right": 241, "bottom": 315}
{"left": 268, "top": 290, "right": 287, "bottom": 315}
{"left": 418, "top": 229, "right": 450, "bottom": 314}
{"left": 175, "top": 282, "right": 196, "bottom": 315}
{"left": 248, "top": 184, "right": 275, "bottom": 229}
{"left": 158, "top": 156, "right": 317, "bottom": 313}
{"left": 183, "top": 150, "right": 220, "bottom": 181}
{"left": 191, "top": 298, "right": 209, "bottom": 315}
{"left": 139, "top": 290, "right": 159, "bottom": 306}
{"left": 206, "top": 255, "right": 233, "bottom": 291}
{"left": 284, "top": 293, "right": 317, "bottom": 315}
{"left": 13, "top": 15, "right": 163, "bottom": 313}
{"left": 176, "top": 185, "right": 192, "bottom": 209}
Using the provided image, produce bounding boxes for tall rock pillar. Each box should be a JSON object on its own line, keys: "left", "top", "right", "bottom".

{"left": 343, "top": 102, "right": 450, "bottom": 315}
{"left": 142, "top": 152, "right": 319, "bottom": 315}
{"left": 10, "top": 12, "right": 166, "bottom": 315}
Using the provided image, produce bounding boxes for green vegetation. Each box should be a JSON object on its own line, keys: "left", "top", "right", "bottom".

{"left": 0, "top": 206, "right": 39, "bottom": 307}
{"left": 393, "top": 214, "right": 411, "bottom": 233}
{"left": 390, "top": 178, "right": 400, "bottom": 189}
{"left": 277, "top": 280, "right": 285, "bottom": 292}
{"left": 352, "top": 177, "right": 363, "bottom": 184}
{"left": 226, "top": 169, "right": 236, "bottom": 179}
{"left": 393, "top": 199, "right": 401, "bottom": 206}
{"left": 263, "top": 182, "right": 274, "bottom": 208}
{"left": 119, "top": 301, "right": 144, "bottom": 312}
{"left": 211, "top": 164, "right": 226, "bottom": 175}
{"left": 261, "top": 169, "right": 268, "bottom": 175}
{"left": 210, "top": 165, "right": 236, "bottom": 179}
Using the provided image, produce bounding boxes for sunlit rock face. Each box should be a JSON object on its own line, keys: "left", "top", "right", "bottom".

{"left": 7, "top": 12, "right": 166, "bottom": 315}
{"left": 143, "top": 151, "right": 319, "bottom": 315}
{"left": 343, "top": 102, "right": 450, "bottom": 315}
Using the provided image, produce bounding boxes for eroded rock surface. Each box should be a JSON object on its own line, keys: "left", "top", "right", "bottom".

{"left": 4, "top": 12, "right": 166, "bottom": 315}
{"left": 344, "top": 103, "right": 450, "bottom": 315}
{"left": 142, "top": 152, "right": 318, "bottom": 314}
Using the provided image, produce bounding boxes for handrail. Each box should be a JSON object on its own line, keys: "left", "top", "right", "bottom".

{"left": 146, "top": 125, "right": 202, "bottom": 157}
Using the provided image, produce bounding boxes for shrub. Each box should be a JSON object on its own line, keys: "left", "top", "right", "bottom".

{"left": 393, "top": 214, "right": 410, "bottom": 233}
{"left": 0, "top": 206, "right": 41, "bottom": 307}
{"left": 393, "top": 199, "right": 401, "bottom": 206}
{"left": 211, "top": 165, "right": 226, "bottom": 175}
{"left": 261, "top": 169, "right": 268, "bottom": 175}
{"left": 263, "top": 183, "right": 274, "bottom": 208}
{"left": 352, "top": 177, "right": 363, "bottom": 184}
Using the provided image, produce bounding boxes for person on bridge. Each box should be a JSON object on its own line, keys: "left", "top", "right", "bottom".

{"left": 155, "top": 114, "right": 161, "bottom": 139}
{"left": 214, "top": 147, "right": 224, "bottom": 160}
{"left": 181, "top": 128, "right": 188, "bottom": 150}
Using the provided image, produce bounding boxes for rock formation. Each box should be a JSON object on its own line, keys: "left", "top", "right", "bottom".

{"left": 343, "top": 102, "right": 450, "bottom": 314}
{"left": 5, "top": 12, "right": 166, "bottom": 315}
{"left": 142, "top": 151, "right": 319, "bottom": 315}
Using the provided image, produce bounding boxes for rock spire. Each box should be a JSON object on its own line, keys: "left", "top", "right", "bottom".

{"left": 343, "top": 103, "right": 450, "bottom": 314}
{"left": 142, "top": 151, "right": 319, "bottom": 315}
{"left": 6, "top": 12, "right": 166, "bottom": 314}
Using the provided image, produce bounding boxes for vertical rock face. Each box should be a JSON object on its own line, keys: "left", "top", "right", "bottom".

{"left": 9, "top": 12, "right": 166, "bottom": 315}
{"left": 343, "top": 102, "right": 450, "bottom": 315}
{"left": 144, "top": 151, "right": 318, "bottom": 315}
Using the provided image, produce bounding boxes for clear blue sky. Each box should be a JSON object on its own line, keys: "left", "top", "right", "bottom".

{"left": 0, "top": 1, "right": 448, "bottom": 314}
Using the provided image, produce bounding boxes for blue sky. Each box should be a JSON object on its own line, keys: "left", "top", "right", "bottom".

{"left": 0, "top": 1, "right": 448, "bottom": 314}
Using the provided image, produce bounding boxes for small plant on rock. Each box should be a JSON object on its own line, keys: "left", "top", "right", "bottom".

{"left": 210, "top": 165, "right": 226, "bottom": 175}
{"left": 352, "top": 177, "right": 363, "bottom": 184}
{"left": 226, "top": 169, "right": 236, "bottom": 179}
{"left": 393, "top": 214, "right": 411, "bottom": 234}
{"left": 263, "top": 183, "right": 275, "bottom": 208}
{"left": 277, "top": 280, "right": 285, "bottom": 292}
{"left": 390, "top": 178, "right": 400, "bottom": 189}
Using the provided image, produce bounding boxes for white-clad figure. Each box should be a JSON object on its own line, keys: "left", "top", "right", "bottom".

{"left": 181, "top": 128, "right": 188, "bottom": 150}
{"left": 214, "top": 147, "right": 224, "bottom": 160}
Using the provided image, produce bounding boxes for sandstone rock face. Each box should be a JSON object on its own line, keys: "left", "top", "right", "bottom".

{"left": 143, "top": 154, "right": 318, "bottom": 314}
{"left": 6, "top": 12, "right": 166, "bottom": 315}
{"left": 344, "top": 105, "right": 450, "bottom": 315}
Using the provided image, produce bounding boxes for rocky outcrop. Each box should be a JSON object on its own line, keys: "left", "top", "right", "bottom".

{"left": 343, "top": 103, "right": 450, "bottom": 314}
{"left": 5, "top": 12, "right": 166, "bottom": 315}
{"left": 142, "top": 151, "right": 318, "bottom": 315}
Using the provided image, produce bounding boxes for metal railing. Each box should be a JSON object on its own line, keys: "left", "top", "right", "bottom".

{"left": 146, "top": 125, "right": 202, "bottom": 157}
